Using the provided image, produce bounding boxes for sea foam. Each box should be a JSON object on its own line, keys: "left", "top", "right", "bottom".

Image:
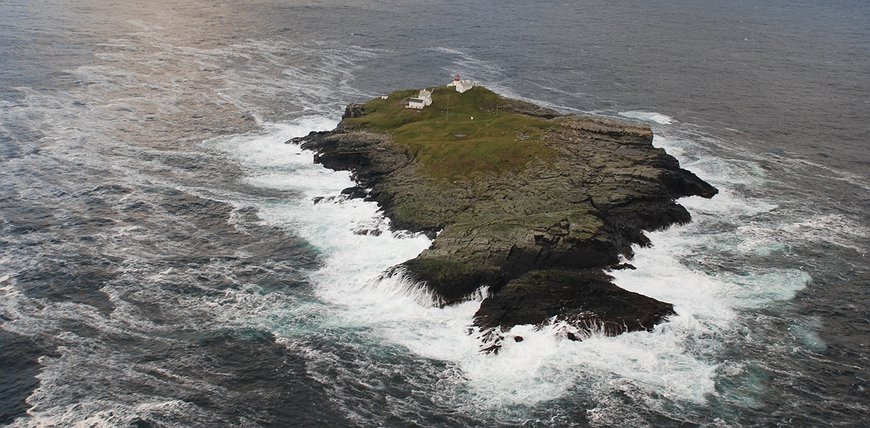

{"left": 202, "top": 115, "right": 819, "bottom": 425}
{"left": 618, "top": 110, "right": 675, "bottom": 125}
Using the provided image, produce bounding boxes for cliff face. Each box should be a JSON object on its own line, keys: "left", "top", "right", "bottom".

{"left": 293, "top": 87, "right": 716, "bottom": 349}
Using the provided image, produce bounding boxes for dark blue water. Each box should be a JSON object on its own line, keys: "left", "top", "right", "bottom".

{"left": 1, "top": 0, "right": 867, "bottom": 426}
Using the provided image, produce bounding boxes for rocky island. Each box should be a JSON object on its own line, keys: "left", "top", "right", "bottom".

{"left": 292, "top": 84, "right": 717, "bottom": 350}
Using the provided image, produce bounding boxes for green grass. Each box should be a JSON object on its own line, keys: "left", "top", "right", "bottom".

{"left": 343, "top": 86, "right": 556, "bottom": 180}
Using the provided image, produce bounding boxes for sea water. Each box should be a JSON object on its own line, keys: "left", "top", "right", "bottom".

{"left": 1, "top": 0, "right": 867, "bottom": 426}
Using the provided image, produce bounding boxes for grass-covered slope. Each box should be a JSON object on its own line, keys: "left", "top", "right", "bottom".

{"left": 341, "top": 86, "right": 556, "bottom": 179}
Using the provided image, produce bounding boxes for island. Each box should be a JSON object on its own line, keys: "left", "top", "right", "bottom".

{"left": 291, "top": 82, "right": 717, "bottom": 351}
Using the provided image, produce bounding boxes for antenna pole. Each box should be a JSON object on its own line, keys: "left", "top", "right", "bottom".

{"left": 446, "top": 92, "right": 450, "bottom": 121}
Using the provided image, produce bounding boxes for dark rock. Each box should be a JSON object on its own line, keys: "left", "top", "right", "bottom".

{"left": 342, "top": 103, "right": 366, "bottom": 119}
{"left": 403, "top": 257, "right": 502, "bottom": 305}
{"left": 609, "top": 263, "right": 637, "bottom": 270}
{"left": 480, "top": 342, "right": 502, "bottom": 354}
{"left": 340, "top": 185, "right": 367, "bottom": 199}
{"left": 473, "top": 269, "right": 674, "bottom": 335}
{"left": 354, "top": 228, "right": 382, "bottom": 236}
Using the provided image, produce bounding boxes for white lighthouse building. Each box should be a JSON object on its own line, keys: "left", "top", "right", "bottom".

{"left": 405, "top": 88, "right": 433, "bottom": 109}
{"left": 447, "top": 74, "right": 475, "bottom": 93}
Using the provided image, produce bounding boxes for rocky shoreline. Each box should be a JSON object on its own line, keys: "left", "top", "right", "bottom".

{"left": 291, "top": 87, "right": 717, "bottom": 350}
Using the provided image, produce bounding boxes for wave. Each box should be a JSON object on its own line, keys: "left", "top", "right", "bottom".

{"left": 618, "top": 110, "right": 675, "bottom": 125}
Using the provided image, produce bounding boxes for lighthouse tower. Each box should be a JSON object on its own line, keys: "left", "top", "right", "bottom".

{"left": 447, "top": 74, "right": 475, "bottom": 93}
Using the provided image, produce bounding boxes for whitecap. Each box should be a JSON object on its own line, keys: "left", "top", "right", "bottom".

{"left": 619, "top": 110, "right": 675, "bottom": 125}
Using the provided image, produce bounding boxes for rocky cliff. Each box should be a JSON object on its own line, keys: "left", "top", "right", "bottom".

{"left": 291, "top": 86, "right": 717, "bottom": 350}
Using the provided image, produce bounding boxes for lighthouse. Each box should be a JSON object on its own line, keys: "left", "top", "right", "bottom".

{"left": 447, "top": 74, "right": 475, "bottom": 93}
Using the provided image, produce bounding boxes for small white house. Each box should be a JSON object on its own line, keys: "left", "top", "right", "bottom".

{"left": 406, "top": 98, "right": 426, "bottom": 109}
{"left": 447, "top": 74, "right": 475, "bottom": 93}
{"left": 405, "top": 89, "right": 433, "bottom": 109}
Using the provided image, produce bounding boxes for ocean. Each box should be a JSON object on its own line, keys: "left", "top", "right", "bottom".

{"left": 1, "top": 0, "right": 867, "bottom": 426}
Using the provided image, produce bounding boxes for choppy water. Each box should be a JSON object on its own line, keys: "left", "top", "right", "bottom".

{"left": 1, "top": 0, "right": 868, "bottom": 426}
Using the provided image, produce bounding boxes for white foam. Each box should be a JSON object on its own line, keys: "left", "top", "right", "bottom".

{"left": 198, "top": 113, "right": 834, "bottom": 423}
{"left": 788, "top": 319, "right": 827, "bottom": 352}
{"left": 619, "top": 110, "right": 675, "bottom": 125}
{"left": 207, "top": 120, "right": 491, "bottom": 362}
{"left": 779, "top": 213, "right": 868, "bottom": 254}
{"left": 459, "top": 322, "right": 718, "bottom": 409}
{"left": 207, "top": 119, "right": 732, "bottom": 416}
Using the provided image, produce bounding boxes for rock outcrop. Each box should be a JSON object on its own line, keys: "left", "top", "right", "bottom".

{"left": 291, "top": 87, "right": 716, "bottom": 350}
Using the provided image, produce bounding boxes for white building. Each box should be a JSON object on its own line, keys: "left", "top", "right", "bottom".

{"left": 405, "top": 89, "right": 433, "bottom": 109}
{"left": 447, "top": 74, "right": 475, "bottom": 93}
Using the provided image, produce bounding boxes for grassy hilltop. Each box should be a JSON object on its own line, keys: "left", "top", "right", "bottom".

{"left": 341, "top": 86, "right": 557, "bottom": 179}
